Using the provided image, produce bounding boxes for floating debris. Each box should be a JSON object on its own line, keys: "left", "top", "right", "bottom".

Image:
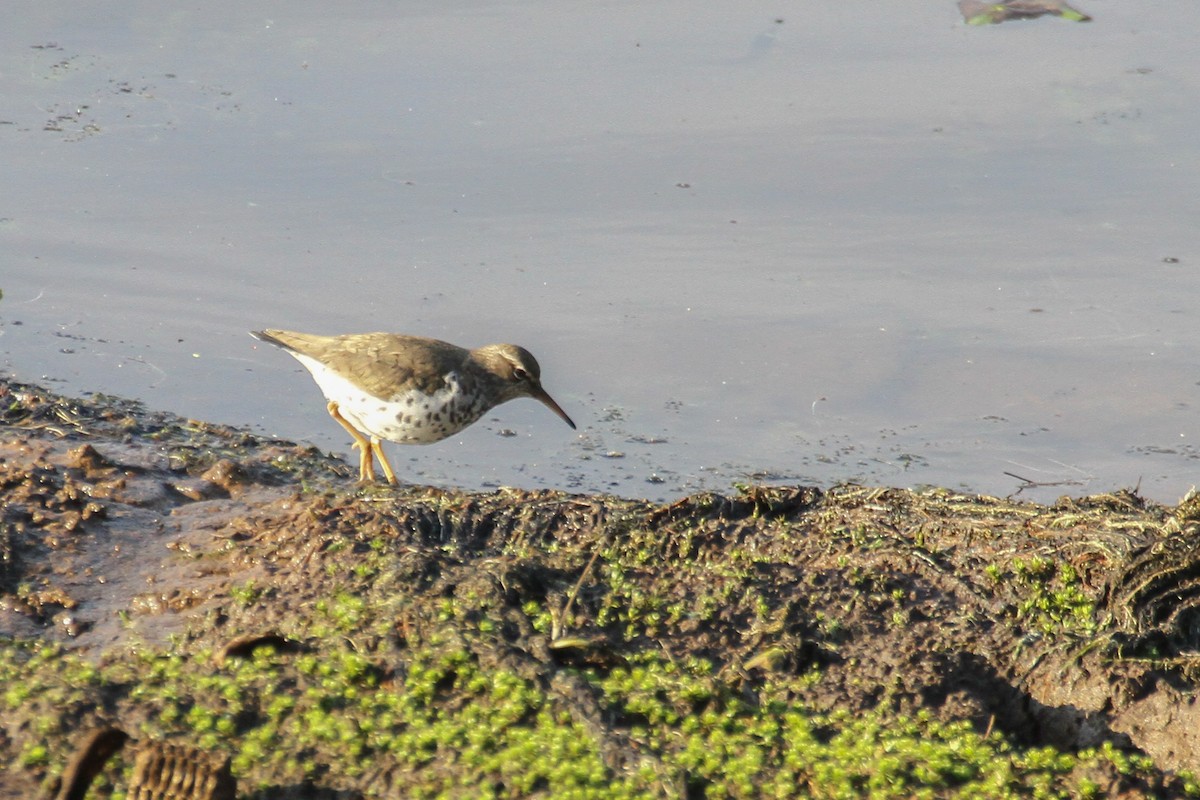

{"left": 959, "top": 0, "right": 1092, "bottom": 24}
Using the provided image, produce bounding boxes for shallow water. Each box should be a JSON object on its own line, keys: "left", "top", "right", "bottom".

{"left": 2, "top": 1, "right": 1197, "bottom": 502}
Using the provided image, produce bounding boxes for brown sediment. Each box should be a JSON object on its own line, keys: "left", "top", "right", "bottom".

{"left": 1, "top": 377, "right": 1198, "bottom": 797}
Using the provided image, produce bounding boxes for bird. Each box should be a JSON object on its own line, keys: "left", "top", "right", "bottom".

{"left": 250, "top": 329, "right": 576, "bottom": 485}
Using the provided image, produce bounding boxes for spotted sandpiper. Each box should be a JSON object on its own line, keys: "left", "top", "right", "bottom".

{"left": 251, "top": 329, "right": 576, "bottom": 485}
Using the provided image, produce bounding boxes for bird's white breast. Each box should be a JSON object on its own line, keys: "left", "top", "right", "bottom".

{"left": 289, "top": 353, "right": 486, "bottom": 444}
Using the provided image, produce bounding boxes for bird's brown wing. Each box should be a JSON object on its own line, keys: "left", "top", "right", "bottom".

{"left": 255, "top": 330, "right": 468, "bottom": 399}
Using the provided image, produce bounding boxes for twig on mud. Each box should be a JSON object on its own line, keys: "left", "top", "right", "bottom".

{"left": 1004, "top": 470, "right": 1088, "bottom": 496}
{"left": 554, "top": 539, "right": 605, "bottom": 642}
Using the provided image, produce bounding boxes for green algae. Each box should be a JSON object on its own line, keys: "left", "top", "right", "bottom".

{"left": 2, "top": 631, "right": 1189, "bottom": 799}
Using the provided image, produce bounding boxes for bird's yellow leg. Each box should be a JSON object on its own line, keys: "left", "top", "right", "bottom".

{"left": 327, "top": 401, "right": 376, "bottom": 483}
{"left": 356, "top": 442, "right": 376, "bottom": 483}
{"left": 370, "top": 437, "right": 398, "bottom": 485}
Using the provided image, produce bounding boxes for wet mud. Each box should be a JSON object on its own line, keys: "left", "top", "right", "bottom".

{"left": 2, "top": 377, "right": 1200, "bottom": 798}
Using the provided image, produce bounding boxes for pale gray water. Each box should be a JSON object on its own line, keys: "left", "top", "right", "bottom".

{"left": 2, "top": 1, "right": 1198, "bottom": 502}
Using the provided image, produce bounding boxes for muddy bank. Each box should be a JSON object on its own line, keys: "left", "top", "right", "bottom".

{"left": 1, "top": 377, "right": 1199, "bottom": 798}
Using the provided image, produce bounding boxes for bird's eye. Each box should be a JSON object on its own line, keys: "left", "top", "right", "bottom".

{"left": 512, "top": 367, "right": 529, "bottom": 382}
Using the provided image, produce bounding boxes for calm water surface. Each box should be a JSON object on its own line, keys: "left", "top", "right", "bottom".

{"left": 2, "top": 1, "right": 1197, "bottom": 502}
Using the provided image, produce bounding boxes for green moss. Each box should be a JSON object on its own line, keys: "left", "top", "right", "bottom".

{"left": 0, "top": 626, "right": 1180, "bottom": 799}
{"left": 229, "top": 579, "right": 264, "bottom": 607}
{"left": 1007, "top": 557, "right": 1098, "bottom": 637}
